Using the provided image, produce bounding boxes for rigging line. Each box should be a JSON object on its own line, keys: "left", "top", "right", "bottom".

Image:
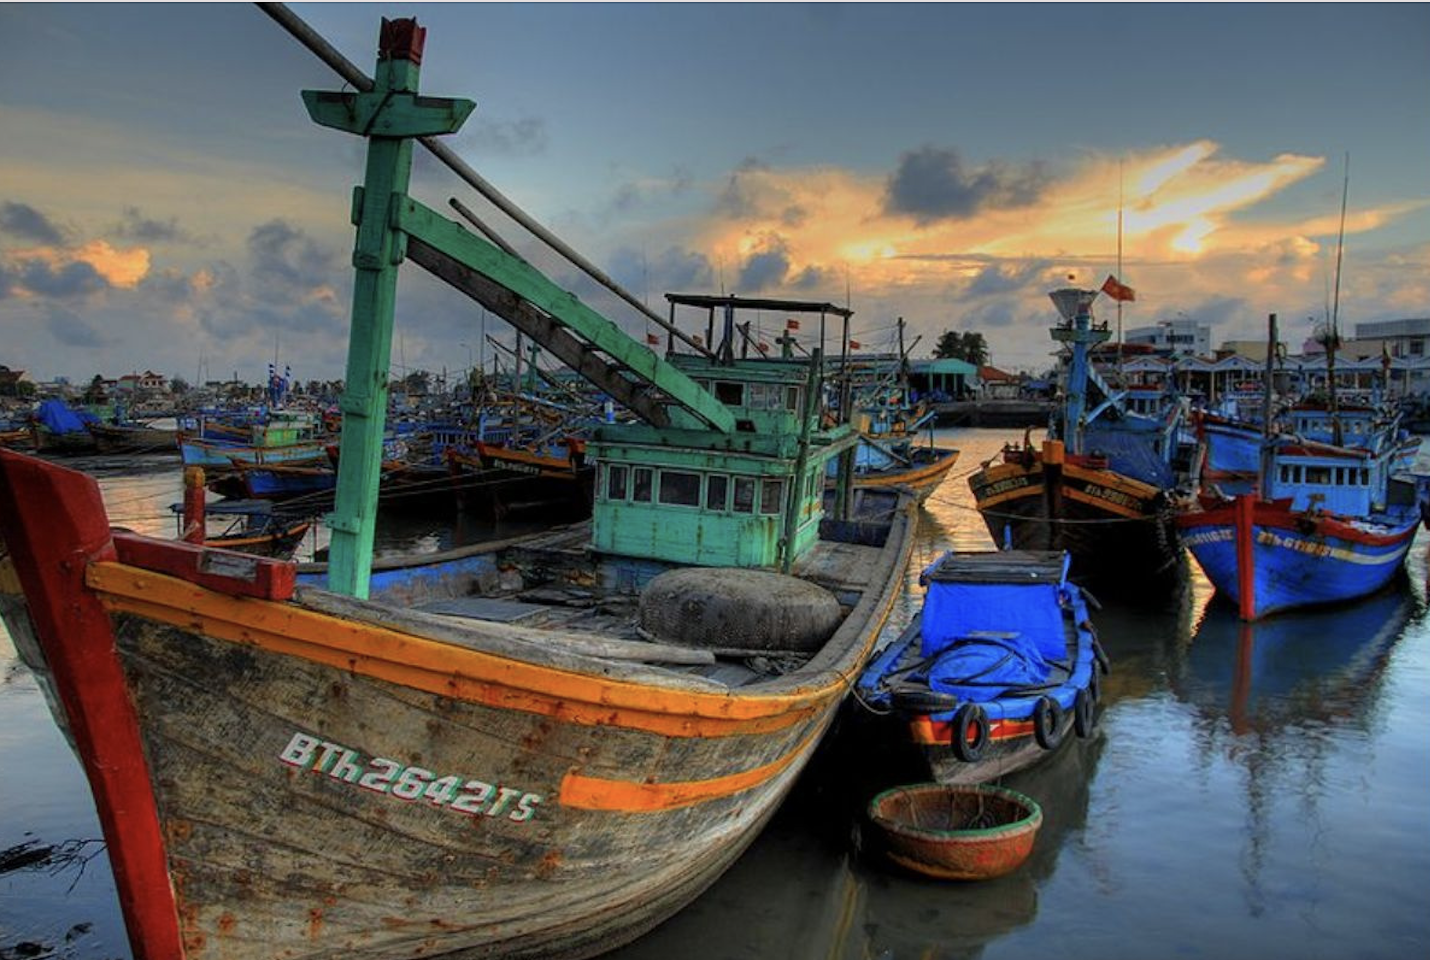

{"left": 256, "top": 2, "right": 717, "bottom": 362}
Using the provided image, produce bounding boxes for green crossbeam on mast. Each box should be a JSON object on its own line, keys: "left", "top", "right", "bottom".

{"left": 300, "top": 18, "right": 473, "bottom": 598}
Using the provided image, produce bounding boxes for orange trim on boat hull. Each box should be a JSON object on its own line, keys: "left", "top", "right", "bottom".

{"left": 559, "top": 724, "right": 825, "bottom": 811}
{"left": 910, "top": 714, "right": 1034, "bottom": 745}
{"left": 87, "top": 561, "right": 834, "bottom": 739}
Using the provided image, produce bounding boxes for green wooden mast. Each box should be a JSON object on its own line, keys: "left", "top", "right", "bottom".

{"left": 301, "top": 19, "right": 473, "bottom": 597}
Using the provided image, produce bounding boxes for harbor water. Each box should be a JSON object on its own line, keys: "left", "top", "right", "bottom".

{"left": 3, "top": 427, "right": 1428, "bottom": 960}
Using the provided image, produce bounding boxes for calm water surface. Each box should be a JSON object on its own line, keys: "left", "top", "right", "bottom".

{"left": 3, "top": 427, "right": 1428, "bottom": 959}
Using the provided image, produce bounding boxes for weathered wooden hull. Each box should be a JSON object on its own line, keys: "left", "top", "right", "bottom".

{"left": 0, "top": 448, "right": 916, "bottom": 960}
{"left": 967, "top": 445, "right": 1183, "bottom": 595}
{"left": 448, "top": 448, "right": 595, "bottom": 520}
{"left": 88, "top": 423, "right": 180, "bottom": 455}
{"left": 852, "top": 446, "right": 960, "bottom": 504}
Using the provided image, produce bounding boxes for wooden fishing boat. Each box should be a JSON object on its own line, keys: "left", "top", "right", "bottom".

{"left": 1175, "top": 437, "right": 1428, "bottom": 620}
{"left": 855, "top": 549, "right": 1106, "bottom": 785}
{"left": 841, "top": 436, "right": 960, "bottom": 504}
{"left": 865, "top": 783, "right": 1043, "bottom": 881}
{"left": 967, "top": 288, "right": 1190, "bottom": 595}
{"left": 28, "top": 399, "right": 98, "bottom": 455}
{"left": 0, "top": 18, "right": 917, "bottom": 960}
{"left": 1194, "top": 408, "right": 1266, "bottom": 487}
{"left": 168, "top": 497, "right": 314, "bottom": 559}
{"left": 86, "top": 418, "right": 180, "bottom": 455}
{"left": 446, "top": 436, "right": 595, "bottom": 519}
{"left": 1178, "top": 317, "right": 1430, "bottom": 620}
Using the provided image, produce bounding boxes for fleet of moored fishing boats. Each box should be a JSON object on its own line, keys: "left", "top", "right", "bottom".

{"left": 1, "top": 11, "right": 1426, "bottom": 959}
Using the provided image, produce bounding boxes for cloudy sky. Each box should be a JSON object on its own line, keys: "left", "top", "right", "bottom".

{"left": 2, "top": 3, "right": 1427, "bottom": 387}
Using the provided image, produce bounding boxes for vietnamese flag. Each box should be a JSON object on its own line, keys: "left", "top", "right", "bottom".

{"left": 1101, "top": 275, "right": 1136, "bottom": 302}
{"left": 785, "top": 319, "right": 800, "bottom": 331}
{"left": 645, "top": 333, "right": 661, "bottom": 345}
{"left": 848, "top": 339, "right": 861, "bottom": 350}
{"left": 756, "top": 341, "right": 770, "bottom": 354}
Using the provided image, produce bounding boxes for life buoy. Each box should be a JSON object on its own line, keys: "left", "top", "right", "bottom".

{"left": 1074, "top": 687, "right": 1096, "bottom": 738}
{"left": 951, "top": 703, "right": 989, "bottom": 763}
{"left": 1033, "top": 696, "right": 1062, "bottom": 750}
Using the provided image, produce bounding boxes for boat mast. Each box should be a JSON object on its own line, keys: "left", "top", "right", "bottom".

{"left": 1258, "top": 313, "right": 1277, "bottom": 497}
{"left": 1327, "top": 154, "right": 1350, "bottom": 447}
{"left": 302, "top": 19, "right": 474, "bottom": 598}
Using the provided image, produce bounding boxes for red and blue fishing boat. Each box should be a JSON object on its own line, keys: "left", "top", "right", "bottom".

{"left": 1178, "top": 314, "right": 1430, "bottom": 620}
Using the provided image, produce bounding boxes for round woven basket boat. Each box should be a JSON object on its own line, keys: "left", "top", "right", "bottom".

{"left": 866, "top": 782, "right": 1043, "bottom": 880}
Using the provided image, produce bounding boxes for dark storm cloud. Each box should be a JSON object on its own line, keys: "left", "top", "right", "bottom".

{"left": 966, "top": 260, "right": 1053, "bottom": 297}
{"left": 43, "top": 302, "right": 117, "bottom": 348}
{"left": 739, "top": 247, "right": 790, "bottom": 292}
{"left": 884, "top": 147, "right": 1050, "bottom": 224}
{"left": 115, "top": 207, "right": 186, "bottom": 244}
{"left": 790, "top": 265, "right": 832, "bottom": 291}
{"left": 716, "top": 158, "right": 772, "bottom": 219}
{"left": 608, "top": 246, "right": 714, "bottom": 295}
{"left": 246, "top": 219, "right": 337, "bottom": 294}
{"left": 11, "top": 258, "right": 108, "bottom": 299}
{"left": 0, "top": 202, "right": 65, "bottom": 245}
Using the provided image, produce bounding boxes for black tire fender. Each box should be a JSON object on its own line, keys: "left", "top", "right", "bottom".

{"left": 1074, "top": 687, "right": 1097, "bottom": 738}
{"left": 951, "top": 703, "right": 989, "bottom": 763}
{"left": 1033, "top": 696, "right": 1062, "bottom": 750}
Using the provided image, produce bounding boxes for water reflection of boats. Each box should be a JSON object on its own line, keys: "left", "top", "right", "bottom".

{"left": 1172, "top": 576, "right": 1418, "bottom": 734}
{"left": 605, "top": 726, "right": 1104, "bottom": 960}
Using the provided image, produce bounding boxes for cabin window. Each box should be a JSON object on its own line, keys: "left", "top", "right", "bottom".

{"left": 732, "top": 477, "right": 756, "bottom": 513}
{"left": 760, "top": 479, "right": 785, "bottom": 515}
{"left": 1360, "top": 468, "right": 1369, "bottom": 485}
{"left": 632, "top": 467, "right": 653, "bottom": 502}
{"left": 747, "top": 383, "right": 777, "bottom": 410}
{"left": 714, "top": 381, "right": 746, "bottom": 406}
{"left": 1305, "top": 466, "right": 1331, "bottom": 484}
{"left": 606, "top": 464, "right": 628, "bottom": 501}
{"left": 786, "top": 385, "right": 801, "bottom": 411}
{"left": 706, "top": 474, "right": 729, "bottom": 511}
{"left": 658, "top": 470, "right": 701, "bottom": 507}
{"left": 1279, "top": 465, "right": 1290, "bottom": 483}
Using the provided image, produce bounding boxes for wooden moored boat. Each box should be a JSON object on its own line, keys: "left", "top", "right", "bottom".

{"left": 0, "top": 17, "right": 916, "bottom": 960}
{"left": 967, "top": 288, "right": 1190, "bottom": 595}
{"left": 1177, "top": 316, "right": 1430, "bottom": 620}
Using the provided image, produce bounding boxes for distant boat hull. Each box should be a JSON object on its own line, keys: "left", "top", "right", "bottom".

{"left": 850, "top": 446, "right": 960, "bottom": 504}
{"left": 1195, "top": 411, "right": 1263, "bottom": 484}
{"left": 968, "top": 439, "right": 1182, "bottom": 595}
{"left": 1176, "top": 493, "right": 1421, "bottom": 619}
{"left": 88, "top": 423, "right": 180, "bottom": 455}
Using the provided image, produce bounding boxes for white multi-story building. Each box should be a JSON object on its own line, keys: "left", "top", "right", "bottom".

{"left": 1125, "top": 317, "right": 1212, "bottom": 357}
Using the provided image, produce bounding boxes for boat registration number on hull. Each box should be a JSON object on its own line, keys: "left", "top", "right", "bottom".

{"left": 279, "top": 731, "right": 544, "bottom": 823}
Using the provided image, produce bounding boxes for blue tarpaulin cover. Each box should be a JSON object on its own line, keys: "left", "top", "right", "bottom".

{"left": 918, "top": 551, "right": 1070, "bottom": 701}
{"left": 34, "top": 399, "right": 97, "bottom": 435}
{"left": 926, "top": 633, "right": 1050, "bottom": 702}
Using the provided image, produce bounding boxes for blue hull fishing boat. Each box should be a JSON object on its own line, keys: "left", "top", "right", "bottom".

{"left": 855, "top": 550, "right": 1107, "bottom": 784}
{"left": 1195, "top": 409, "right": 1266, "bottom": 487}
{"left": 1178, "top": 316, "right": 1430, "bottom": 620}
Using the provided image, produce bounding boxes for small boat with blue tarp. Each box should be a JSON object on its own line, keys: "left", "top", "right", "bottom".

{"left": 856, "top": 549, "right": 1106, "bottom": 785}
